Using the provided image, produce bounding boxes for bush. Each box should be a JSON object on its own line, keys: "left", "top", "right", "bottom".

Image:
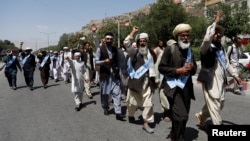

{"left": 191, "top": 46, "right": 200, "bottom": 61}
{"left": 244, "top": 44, "right": 250, "bottom": 52}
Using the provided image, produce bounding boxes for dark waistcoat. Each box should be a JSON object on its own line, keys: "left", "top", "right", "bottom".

{"left": 99, "top": 45, "right": 119, "bottom": 81}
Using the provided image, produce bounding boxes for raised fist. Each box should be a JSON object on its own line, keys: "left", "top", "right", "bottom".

{"left": 91, "top": 24, "right": 97, "bottom": 32}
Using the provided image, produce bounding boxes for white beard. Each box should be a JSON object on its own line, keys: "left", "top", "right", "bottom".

{"left": 138, "top": 46, "right": 148, "bottom": 56}
{"left": 178, "top": 39, "right": 190, "bottom": 49}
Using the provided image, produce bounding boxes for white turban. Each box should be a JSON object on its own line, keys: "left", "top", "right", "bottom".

{"left": 173, "top": 23, "right": 192, "bottom": 38}
{"left": 24, "top": 47, "right": 32, "bottom": 51}
{"left": 63, "top": 46, "right": 69, "bottom": 50}
{"left": 74, "top": 52, "right": 81, "bottom": 56}
{"left": 6, "top": 49, "right": 12, "bottom": 55}
{"left": 132, "top": 42, "right": 137, "bottom": 48}
{"left": 135, "top": 33, "right": 149, "bottom": 41}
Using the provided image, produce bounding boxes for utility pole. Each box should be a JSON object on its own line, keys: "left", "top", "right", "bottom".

{"left": 31, "top": 38, "right": 41, "bottom": 51}
{"left": 118, "top": 19, "right": 120, "bottom": 48}
{"left": 40, "top": 32, "right": 56, "bottom": 48}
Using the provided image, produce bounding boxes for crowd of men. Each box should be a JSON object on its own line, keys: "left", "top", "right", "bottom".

{"left": 1, "top": 10, "right": 246, "bottom": 141}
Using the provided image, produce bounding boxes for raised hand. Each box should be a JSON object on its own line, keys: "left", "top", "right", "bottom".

{"left": 133, "top": 26, "right": 139, "bottom": 32}
{"left": 215, "top": 10, "right": 223, "bottom": 23}
{"left": 20, "top": 42, "right": 23, "bottom": 49}
{"left": 91, "top": 24, "right": 97, "bottom": 32}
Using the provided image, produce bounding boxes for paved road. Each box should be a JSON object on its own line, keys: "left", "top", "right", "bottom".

{"left": 0, "top": 62, "right": 249, "bottom": 141}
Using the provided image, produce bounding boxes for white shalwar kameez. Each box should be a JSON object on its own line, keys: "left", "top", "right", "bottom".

{"left": 61, "top": 51, "right": 72, "bottom": 82}
{"left": 199, "top": 22, "right": 238, "bottom": 125}
{"left": 68, "top": 59, "right": 87, "bottom": 106}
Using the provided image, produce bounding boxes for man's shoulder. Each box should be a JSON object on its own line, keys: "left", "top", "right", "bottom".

{"left": 229, "top": 44, "right": 236, "bottom": 48}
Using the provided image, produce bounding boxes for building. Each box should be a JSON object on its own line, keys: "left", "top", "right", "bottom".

{"left": 205, "top": 0, "right": 250, "bottom": 11}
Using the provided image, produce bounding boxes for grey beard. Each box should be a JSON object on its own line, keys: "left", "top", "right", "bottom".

{"left": 138, "top": 46, "right": 148, "bottom": 55}
{"left": 178, "top": 40, "right": 190, "bottom": 49}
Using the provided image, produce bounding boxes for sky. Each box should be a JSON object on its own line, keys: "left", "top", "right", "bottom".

{"left": 0, "top": 0, "right": 155, "bottom": 51}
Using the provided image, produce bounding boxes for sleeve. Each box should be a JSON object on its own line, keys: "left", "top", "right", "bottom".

{"left": 95, "top": 48, "right": 105, "bottom": 65}
{"left": 154, "top": 51, "right": 163, "bottom": 83}
{"left": 158, "top": 46, "right": 177, "bottom": 77}
{"left": 190, "top": 53, "right": 197, "bottom": 75}
{"left": 226, "top": 60, "right": 239, "bottom": 78}
{"left": 225, "top": 51, "right": 239, "bottom": 78}
{"left": 82, "top": 64, "right": 88, "bottom": 80}
{"left": 123, "top": 35, "right": 133, "bottom": 48}
{"left": 32, "top": 55, "right": 37, "bottom": 68}
{"left": 123, "top": 35, "right": 137, "bottom": 59}
{"left": 67, "top": 58, "right": 73, "bottom": 67}
{"left": 16, "top": 58, "right": 22, "bottom": 70}
{"left": 92, "top": 32, "right": 100, "bottom": 49}
{"left": 226, "top": 45, "right": 232, "bottom": 59}
{"left": 200, "top": 22, "right": 216, "bottom": 55}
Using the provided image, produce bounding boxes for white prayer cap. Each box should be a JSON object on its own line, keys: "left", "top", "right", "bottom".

{"left": 136, "top": 33, "right": 149, "bottom": 41}
{"left": 132, "top": 42, "right": 137, "bottom": 49}
{"left": 80, "top": 37, "right": 85, "bottom": 40}
{"left": 63, "top": 46, "right": 69, "bottom": 50}
{"left": 173, "top": 23, "right": 192, "bottom": 38}
{"left": 6, "top": 49, "right": 12, "bottom": 55}
{"left": 74, "top": 52, "right": 81, "bottom": 56}
{"left": 53, "top": 51, "right": 58, "bottom": 54}
{"left": 50, "top": 50, "right": 53, "bottom": 53}
{"left": 166, "top": 39, "right": 177, "bottom": 46}
{"left": 105, "top": 32, "right": 114, "bottom": 39}
{"left": 24, "top": 47, "right": 32, "bottom": 51}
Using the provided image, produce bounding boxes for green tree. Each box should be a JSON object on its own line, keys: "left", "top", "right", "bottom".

{"left": 138, "top": 0, "right": 189, "bottom": 47}
{"left": 187, "top": 15, "right": 208, "bottom": 47}
{"left": 207, "top": 3, "right": 250, "bottom": 40}
{"left": 57, "top": 33, "right": 72, "bottom": 50}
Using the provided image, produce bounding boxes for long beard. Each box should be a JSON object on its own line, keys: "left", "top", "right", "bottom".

{"left": 212, "top": 41, "right": 222, "bottom": 49}
{"left": 138, "top": 46, "right": 148, "bottom": 55}
{"left": 178, "top": 39, "right": 190, "bottom": 49}
{"left": 106, "top": 42, "right": 112, "bottom": 46}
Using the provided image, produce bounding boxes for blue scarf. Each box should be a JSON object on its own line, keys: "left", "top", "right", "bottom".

{"left": 21, "top": 54, "right": 30, "bottom": 65}
{"left": 211, "top": 43, "right": 227, "bottom": 71}
{"left": 40, "top": 55, "right": 50, "bottom": 68}
{"left": 127, "top": 52, "right": 153, "bottom": 79}
{"left": 165, "top": 48, "right": 192, "bottom": 89}
{"left": 6, "top": 56, "right": 16, "bottom": 68}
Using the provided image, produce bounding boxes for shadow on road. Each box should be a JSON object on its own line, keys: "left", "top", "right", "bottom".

{"left": 16, "top": 85, "right": 28, "bottom": 89}
{"left": 83, "top": 100, "right": 97, "bottom": 107}
{"left": 184, "top": 127, "right": 199, "bottom": 141}
{"left": 91, "top": 91, "right": 100, "bottom": 97}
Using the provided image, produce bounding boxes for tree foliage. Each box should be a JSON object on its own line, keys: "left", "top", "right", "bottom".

{"left": 95, "top": 0, "right": 207, "bottom": 49}
{"left": 207, "top": 3, "right": 250, "bottom": 40}
{"left": 0, "top": 40, "right": 16, "bottom": 49}
{"left": 133, "top": 0, "right": 189, "bottom": 47}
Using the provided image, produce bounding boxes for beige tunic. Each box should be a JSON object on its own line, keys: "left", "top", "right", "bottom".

{"left": 199, "top": 22, "right": 239, "bottom": 125}
{"left": 200, "top": 22, "right": 238, "bottom": 100}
